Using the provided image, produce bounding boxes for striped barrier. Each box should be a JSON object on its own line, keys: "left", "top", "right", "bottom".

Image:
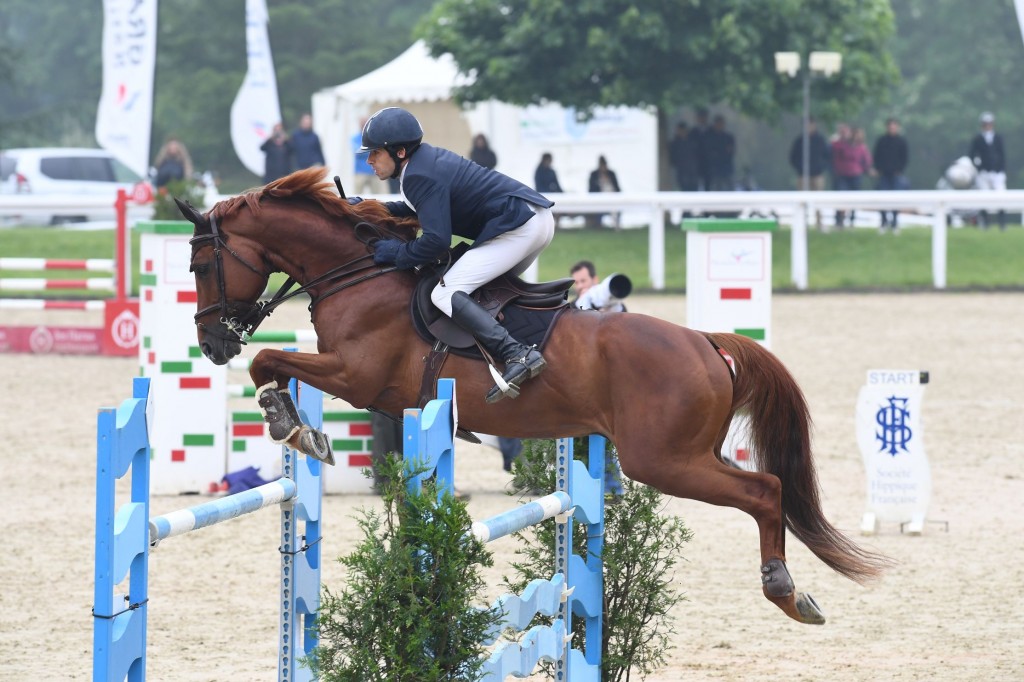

{"left": 684, "top": 218, "right": 776, "bottom": 471}
{"left": 138, "top": 220, "right": 373, "bottom": 495}
{"left": 404, "top": 378, "right": 604, "bottom": 680}
{"left": 0, "top": 277, "right": 115, "bottom": 290}
{"left": 0, "top": 193, "right": 139, "bottom": 356}
{"left": 93, "top": 376, "right": 322, "bottom": 682}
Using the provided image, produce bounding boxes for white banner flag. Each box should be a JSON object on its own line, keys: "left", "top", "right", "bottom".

{"left": 1017, "top": 0, "right": 1024, "bottom": 47}
{"left": 95, "top": 0, "right": 159, "bottom": 179}
{"left": 231, "top": 0, "right": 282, "bottom": 177}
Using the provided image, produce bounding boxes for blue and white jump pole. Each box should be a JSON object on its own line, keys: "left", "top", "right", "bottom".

{"left": 402, "top": 378, "right": 605, "bottom": 681}
{"left": 93, "top": 375, "right": 323, "bottom": 682}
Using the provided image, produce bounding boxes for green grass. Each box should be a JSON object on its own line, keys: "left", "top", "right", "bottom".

{"left": 2, "top": 222, "right": 1022, "bottom": 294}
{"left": 541, "top": 224, "right": 1024, "bottom": 290}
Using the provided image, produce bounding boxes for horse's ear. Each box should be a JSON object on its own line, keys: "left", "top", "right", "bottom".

{"left": 174, "top": 197, "right": 205, "bottom": 227}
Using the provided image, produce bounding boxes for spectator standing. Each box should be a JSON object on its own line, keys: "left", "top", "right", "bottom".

{"left": 153, "top": 137, "right": 193, "bottom": 189}
{"left": 872, "top": 117, "right": 910, "bottom": 232}
{"left": 668, "top": 121, "right": 700, "bottom": 191}
{"left": 969, "top": 111, "right": 1008, "bottom": 230}
{"left": 831, "top": 124, "right": 872, "bottom": 228}
{"left": 469, "top": 133, "right": 498, "bottom": 170}
{"left": 706, "top": 114, "right": 736, "bottom": 191}
{"left": 692, "top": 108, "right": 712, "bottom": 190}
{"left": 260, "top": 122, "right": 293, "bottom": 184}
{"left": 534, "top": 152, "right": 563, "bottom": 193}
{"left": 291, "top": 113, "right": 325, "bottom": 170}
{"left": 587, "top": 155, "right": 621, "bottom": 229}
{"left": 788, "top": 116, "right": 830, "bottom": 228}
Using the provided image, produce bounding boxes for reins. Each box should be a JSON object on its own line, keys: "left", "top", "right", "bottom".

{"left": 190, "top": 210, "right": 404, "bottom": 343}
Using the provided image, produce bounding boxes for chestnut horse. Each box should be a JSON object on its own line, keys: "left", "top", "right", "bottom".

{"left": 178, "top": 168, "right": 887, "bottom": 625}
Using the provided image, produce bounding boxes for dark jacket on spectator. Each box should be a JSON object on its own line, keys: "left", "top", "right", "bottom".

{"left": 969, "top": 133, "right": 1006, "bottom": 172}
{"left": 291, "top": 129, "right": 325, "bottom": 169}
{"left": 873, "top": 133, "right": 909, "bottom": 177}
{"left": 789, "top": 132, "right": 831, "bottom": 176}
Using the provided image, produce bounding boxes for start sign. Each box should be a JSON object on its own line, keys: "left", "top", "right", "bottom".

{"left": 856, "top": 369, "right": 931, "bottom": 535}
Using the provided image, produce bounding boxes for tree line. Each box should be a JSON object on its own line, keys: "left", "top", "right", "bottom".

{"left": 1, "top": 0, "right": 1022, "bottom": 191}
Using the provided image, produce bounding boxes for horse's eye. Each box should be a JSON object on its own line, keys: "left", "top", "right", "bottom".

{"left": 191, "top": 262, "right": 210, "bottom": 276}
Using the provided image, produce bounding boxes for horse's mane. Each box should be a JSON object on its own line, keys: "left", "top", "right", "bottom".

{"left": 209, "top": 167, "right": 420, "bottom": 239}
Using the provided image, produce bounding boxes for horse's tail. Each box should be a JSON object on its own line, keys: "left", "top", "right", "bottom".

{"left": 706, "top": 332, "right": 890, "bottom": 583}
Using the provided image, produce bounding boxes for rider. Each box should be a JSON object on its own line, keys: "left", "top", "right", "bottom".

{"left": 352, "top": 107, "right": 556, "bottom": 403}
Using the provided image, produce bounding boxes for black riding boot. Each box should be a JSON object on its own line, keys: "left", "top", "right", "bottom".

{"left": 450, "top": 291, "right": 547, "bottom": 403}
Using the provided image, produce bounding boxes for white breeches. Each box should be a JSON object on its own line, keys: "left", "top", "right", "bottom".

{"left": 976, "top": 171, "right": 1006, "bottom": 191}
{"left": 431, "top": 205, "right": 555, "bottom": 316}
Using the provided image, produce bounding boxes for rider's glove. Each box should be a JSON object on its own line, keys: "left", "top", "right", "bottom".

{"left": 373, "top": 238, "right": 402, "bottom": 265}
{"left": 346, "top": 196, "right": 364, "bottom": 205}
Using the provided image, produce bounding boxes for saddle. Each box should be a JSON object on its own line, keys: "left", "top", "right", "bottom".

{"left": 411, "top": 261, "right": 573, "bottom": 357}
{"left": 373, "top": 246, "right": 574, "bottom": 443}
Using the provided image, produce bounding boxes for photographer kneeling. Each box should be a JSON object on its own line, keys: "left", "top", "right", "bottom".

{"left": 570, "top": 260, "right": 632, "bottom": 313}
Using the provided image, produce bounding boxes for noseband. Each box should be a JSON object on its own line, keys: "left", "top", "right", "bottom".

{"left": 189, "top": 211, "right": 401, "bottom": 343}
{"left": 189, "top": 213, "right": 271, "bottom": 343}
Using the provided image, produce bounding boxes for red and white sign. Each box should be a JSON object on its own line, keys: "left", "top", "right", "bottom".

{"left": 102, "top": 300, "right": 140, "bottom": 356}
{"left": 0, "top": 325, "right": 103, "bottom": 355}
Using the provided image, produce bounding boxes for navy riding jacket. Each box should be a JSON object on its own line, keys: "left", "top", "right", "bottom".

{"left": 381, "top": 143, "right": 553, "bottom": 269}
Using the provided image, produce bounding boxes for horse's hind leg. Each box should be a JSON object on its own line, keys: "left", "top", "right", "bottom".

{"left": 618, "top": 446, "right": 826, "bottom": 624}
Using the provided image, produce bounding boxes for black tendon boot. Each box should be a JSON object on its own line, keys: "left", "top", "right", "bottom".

{"left": 450, "top": 291, "right": 547, "bottom": 403}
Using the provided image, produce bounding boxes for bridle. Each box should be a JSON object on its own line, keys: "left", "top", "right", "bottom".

{"left": 189, "top": 211, "right": 401, "bottom": 344}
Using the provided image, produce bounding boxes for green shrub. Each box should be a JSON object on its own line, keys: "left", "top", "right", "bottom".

{"left": 152, "top": 179, "right": 205, "bottom": 220}
{"left": 507, "top": 438, "right": 692, "bottom": 681}
{"left": 308, "top": 455, "right": 501, "bottom": 681}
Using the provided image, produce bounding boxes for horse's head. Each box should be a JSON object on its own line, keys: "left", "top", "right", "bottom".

{"left": 175, "top": 196, "right": 271, "bottom": 364}
{"left": 176, "top": 168, "right": 420, "bottom": 365}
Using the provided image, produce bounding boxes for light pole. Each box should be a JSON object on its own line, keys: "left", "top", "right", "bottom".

{"left": 775, "top": 51, "right": 842, "bottom": 191}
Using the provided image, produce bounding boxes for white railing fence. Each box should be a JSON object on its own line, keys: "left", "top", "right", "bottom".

{"left": 5, "top": 189, "right": 1023, "bottom": 290}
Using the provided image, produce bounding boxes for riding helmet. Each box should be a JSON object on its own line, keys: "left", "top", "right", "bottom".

{"left": 358, "top": 107, "right": 424, "bottom": 153}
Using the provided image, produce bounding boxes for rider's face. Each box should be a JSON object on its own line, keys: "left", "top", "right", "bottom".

{"left": 367, "top": 149, "right": 394, "bottom": 179}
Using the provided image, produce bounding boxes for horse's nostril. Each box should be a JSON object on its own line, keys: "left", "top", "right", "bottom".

{"left": 201, "top": 341, "right": 213, "bottom": 358}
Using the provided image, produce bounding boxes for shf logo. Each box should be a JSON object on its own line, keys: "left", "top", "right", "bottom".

{"left": 875, "top": 395, "right": 912, "bottom": 456}
{"left": 110, "top": 308, "right": 140, "bottom": 349}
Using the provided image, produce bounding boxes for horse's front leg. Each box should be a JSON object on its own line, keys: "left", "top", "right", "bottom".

{"left": 249, "top": 348, "right": 347, "bottom": 466}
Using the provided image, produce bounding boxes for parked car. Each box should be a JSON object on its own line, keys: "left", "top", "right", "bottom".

{"left": 0, "top": 147, "right": 152, "bottom": 225}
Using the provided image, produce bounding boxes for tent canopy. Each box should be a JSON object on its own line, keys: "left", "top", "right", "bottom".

{"left": 311, "top": 41, "right": 657, "bottom": 199}
{"left": 327, "top": 41, "right": 473, "bottom": 104}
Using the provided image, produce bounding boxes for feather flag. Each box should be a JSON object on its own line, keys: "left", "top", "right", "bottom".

{"left": 95, "top": 0, "right": 159, "bottom": 178}
{"left": 230, "top": 0, "right": 282, "bottom": 177}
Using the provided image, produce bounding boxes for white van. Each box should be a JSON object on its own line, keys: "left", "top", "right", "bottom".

{"left": 0, "top": 147, "right": 151, "bottom": 224}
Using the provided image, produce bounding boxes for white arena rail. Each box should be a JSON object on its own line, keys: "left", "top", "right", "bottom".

{"left": 9, "top": 189, "right": 1022, "bottom": 291}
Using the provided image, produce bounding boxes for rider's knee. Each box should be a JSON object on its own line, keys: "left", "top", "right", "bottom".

{"left": 430, "top": 285, "right": 454, "bottom": 316}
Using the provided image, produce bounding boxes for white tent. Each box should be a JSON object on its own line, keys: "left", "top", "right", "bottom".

{"left": 311, "top": 41, "right": 657, "bottom": 200}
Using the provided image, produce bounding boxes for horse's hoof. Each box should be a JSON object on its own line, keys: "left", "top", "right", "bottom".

{"left": 298, "top": 426, "right": 335, "bottom": 466}
{"left": 794, "top": 592, "right": 826, "bottom": 625}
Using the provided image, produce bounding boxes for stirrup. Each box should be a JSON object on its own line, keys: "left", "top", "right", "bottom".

{"left": 485, "top": 347, "right": 546, "bottom": 403}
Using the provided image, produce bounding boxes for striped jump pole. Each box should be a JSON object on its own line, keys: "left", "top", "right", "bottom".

{"left": 93, "top": 376, "right": 323, "bottom": 682}
{"left": 0, "top": 277, "right": 115, "bottom": 291}
{"left": 0, "top": 208, "right": 138, "bottom": 356}
{"left": 402, "top": 378, "right": 604, "bottom": 681}
{"left": 149, "top": 478, "right": 297, "bottom": 542}
{"left": 0, "top": 257, "right": 116, "bottom": 271}
{"left": 0, "top": 299, "right": 107, "bottom": 311}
